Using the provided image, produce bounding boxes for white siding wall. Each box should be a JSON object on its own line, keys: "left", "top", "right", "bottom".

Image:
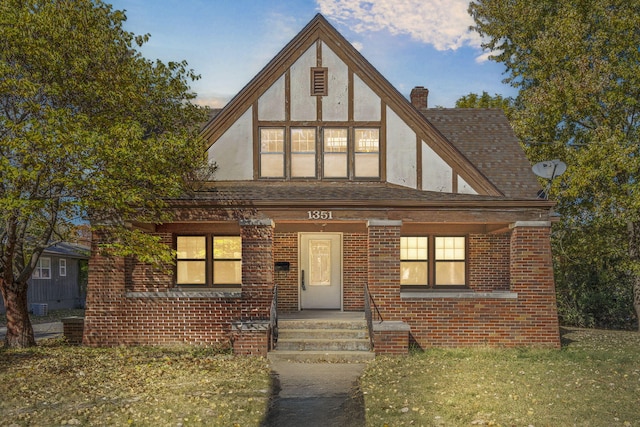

{"left": 386, "top": 107, "right": 417, "bottom": 189}
{"left": 290, "top": 46, "right": 317, "bottom": 121}
{"left": 258, "top": 75, "right": 286, "bottom": 121}
{"left": 207, "top": 109, "right": 254, "bottom": 180}
{"left": 353, "top": 74, "right": 380, "bottom": 121}
{"left": 458, "top": 175, "right": 478, "bottom": 194}
{"left": 422, "top": 141, "right": 452, "bottom": 192}
{"left": 322, "top": 43, "right": 348, "bottom": 121}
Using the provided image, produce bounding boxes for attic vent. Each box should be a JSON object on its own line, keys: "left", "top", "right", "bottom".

{"left": 311, "top": 67, "right": 328, "bottom": 96}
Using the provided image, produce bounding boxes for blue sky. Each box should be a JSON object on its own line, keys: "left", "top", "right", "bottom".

{"left": 108, "top": 0, "right": 516, "bottom": 108}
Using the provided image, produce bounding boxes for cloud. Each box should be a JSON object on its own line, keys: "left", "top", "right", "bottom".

{"left": 474, "top": 50, "right": 493, "bottom": 64}
{"left": 316, "top": 0, "right": 482, "bottom": 51}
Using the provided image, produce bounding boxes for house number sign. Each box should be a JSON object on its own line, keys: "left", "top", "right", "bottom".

{"left": 307, "top": 210, "right": 333, "bottom": 220}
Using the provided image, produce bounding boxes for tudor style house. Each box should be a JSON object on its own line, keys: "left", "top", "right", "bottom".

{"left": 83, "top": 14, "right": 560, "bottom": 353}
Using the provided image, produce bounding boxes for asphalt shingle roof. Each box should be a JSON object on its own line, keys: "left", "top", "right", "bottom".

{"left": 421, "top": 108, "right": 542, "bottom": 199}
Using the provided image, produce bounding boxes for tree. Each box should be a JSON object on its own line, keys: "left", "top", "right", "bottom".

{"left": 455, "top": 91, "right": 514, "bottom": 116}
{"left": 1, "top": 0, "right": 211, "bottom": 347}
{"left": 470, "top": 0, "right": 640, "bottom": 330}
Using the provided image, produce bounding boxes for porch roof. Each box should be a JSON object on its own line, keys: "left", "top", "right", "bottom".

{"left": 172, "top": 181, "right": 554, "bottom": 209}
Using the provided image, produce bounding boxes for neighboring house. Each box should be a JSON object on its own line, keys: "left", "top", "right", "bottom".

{"left": 84, "top": 15, "right": 560, "bottom": 353}
{"left": 0, "top": 243, "right": 89, "bottom": 314}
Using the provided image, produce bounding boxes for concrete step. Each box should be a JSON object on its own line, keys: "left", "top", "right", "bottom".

{"left": 278, "top": 328, "right": 369, "bottom": 340}
{"left": 278, "top": 319, "right": 368, "bottom": 330}
{"left": 277, "top": 338, "right": 371, "bottom": 352}
{"left": 267, "top": 350, "right": 375, "bottom": 363}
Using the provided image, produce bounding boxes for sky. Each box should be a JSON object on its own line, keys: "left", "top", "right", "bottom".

{"left": 107, "top": 0, "right": 517, "bottom": 108}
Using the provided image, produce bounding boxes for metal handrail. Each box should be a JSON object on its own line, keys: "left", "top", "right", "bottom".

{"left": 269, "top": 284, "right": 278, "bottom": 350}
{"left": 364, "top": 282, "right": 383, "bottom": 349}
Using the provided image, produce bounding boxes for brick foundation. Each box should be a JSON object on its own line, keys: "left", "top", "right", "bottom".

{"left": 230, "top": 321, "right": 270, "bottom": 357}
{"left": 62, "top": 317, "right": 84, "bottom": 345}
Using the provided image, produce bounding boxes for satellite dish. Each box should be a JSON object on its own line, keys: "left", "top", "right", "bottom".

{"left": 532, "top": 159, "right": 567, "bottom": 180}
{"left": 532, "top": 159, "right": 567, "bottom": 200}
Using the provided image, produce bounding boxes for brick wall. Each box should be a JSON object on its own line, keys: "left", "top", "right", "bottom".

{"left": 367, "top": 222, "right": 560, "bottom": 349}
{"left": 83, "top": 220, "right": 275, "bottom": 352}
{"left": 343, "top": 232, "right": 367, "bottom": 311}
{"left": 367, "top": 221, "right": 403, "bottom": 321}
{"left": 468, "top": 233, "right": 510, "bottom": 292}
{"left": 274, "top": 232, "right": 298, "bottom": 313}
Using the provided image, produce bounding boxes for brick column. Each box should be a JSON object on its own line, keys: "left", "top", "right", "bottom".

{"left": 510, "top": 221, "right": 561, "bottom": 347}
{"left": 367, "top": 220, "right": 402, "bottom": 321}
{"left": 239, "top": 219, "right": 275, "bottom": 321}
{"left": 83, "top": 229, "right": 126, "bottom": 346}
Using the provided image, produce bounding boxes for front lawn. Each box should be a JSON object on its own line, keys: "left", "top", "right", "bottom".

{"left": 361, "top": 328, "right": 640, "bottom": 426}
{"left": 0, "top": 341, "right": 271, "bottom": 427}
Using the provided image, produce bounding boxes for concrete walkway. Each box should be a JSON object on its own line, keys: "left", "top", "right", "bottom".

{"left": 262, "top": 361, "right": 366, "bottom": 427}
{"left": 0, "top": 322, "right": 63, "bottom": 342}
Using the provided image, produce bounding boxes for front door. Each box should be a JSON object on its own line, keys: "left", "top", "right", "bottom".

{"left": 300, "top": 233, "right": 342, "bottom": 309}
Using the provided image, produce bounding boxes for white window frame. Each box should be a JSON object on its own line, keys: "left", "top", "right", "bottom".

{"left": 59, "top": 258, "right": 67, "bottom": 277}
{"left": 33, "top": 257, "right": 51, "bottom": 279}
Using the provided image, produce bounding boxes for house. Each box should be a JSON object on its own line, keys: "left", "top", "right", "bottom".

{"left": 0, "top": 242, "right": 89, "bottom": 315}
{"left": 83, "top": 14, "right": 560, "bottom": 353}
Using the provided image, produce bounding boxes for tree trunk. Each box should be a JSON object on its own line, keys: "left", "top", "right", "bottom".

{"left": 1, "top": 278, "right": 36, "bottom": 348}
{"left": 627, "top": 221, "right": 640, "bottom": 332}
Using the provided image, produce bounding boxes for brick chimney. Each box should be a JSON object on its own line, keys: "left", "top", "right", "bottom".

{"left": 410, "top": 86, "right": 429, "bottom": 109}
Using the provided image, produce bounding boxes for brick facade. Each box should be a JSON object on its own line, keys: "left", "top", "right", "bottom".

{"left": 83, "top": 220, "right": 275, "bottom": 352}
{"left": 84, "top": 217, "right": 560, "bottom": 353}
{"left": 365, "top": 221, "right": 560, "bottom": 349}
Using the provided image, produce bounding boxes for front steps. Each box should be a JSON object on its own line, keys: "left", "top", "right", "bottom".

{"left": 267, "top": 311, "right": 375, "bottom": 362}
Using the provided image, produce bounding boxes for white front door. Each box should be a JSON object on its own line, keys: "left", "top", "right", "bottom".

{"left": 300, "top": 233, "right": 342, "bottom": 309}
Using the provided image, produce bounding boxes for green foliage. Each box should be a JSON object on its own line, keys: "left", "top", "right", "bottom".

{"left": 0, "top": 0, "right": 212, "bottom": 344}
{"left": 470, "top": 0, "right": 640, "bottom": 329}
{"left": 455, "top": 91, "right": 514, "bottom": 118}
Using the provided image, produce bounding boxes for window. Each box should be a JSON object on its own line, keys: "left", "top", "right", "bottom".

{"left": 435, "top": 237, "right": 466, "bottom": 286}
{"left": 176, "top": 236, "right": 242, "bottom": 287}
{"left": 354, "top": 128, "right": 380, "bottom": 178}
{"left": 260, "top": 128, "right": 285, "bottom": 178}
{"left": 401, "top": 236, "right": 466, "bottom": 287}
{"left": 59, "top": 259, "right": 67, "bottom": 277}
{"left": 259, "top": 126, "right": 380, "bottom": 180}
{"left": 401, "top": 237, "right": 428, "bottom": 285}
{"left": 323, "top": 128, "right": 348, "bottom": 178}
{"left": 33, "top": 257, "right": 51, "bottom": 279}
{"left": 291, "top": 128, "right": 316, "bottom": 177}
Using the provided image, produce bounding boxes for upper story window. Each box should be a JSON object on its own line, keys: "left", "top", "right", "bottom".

{"left": 176, "top": 235, "right": 242, "bottom": 287}
{"left": 259, "top": 128, "right": 285, "bottom": 178}
{"left": 59, "top": 259, "right": 67, "bottom": 277}
{"left": 33, "top": 257, "right": 51, "bottom": 279}
{"left": 401, "top": 236, "right": 467, "bottom": 288}
{"left": 259, "top": 126, "right": 380, "bottom": 180}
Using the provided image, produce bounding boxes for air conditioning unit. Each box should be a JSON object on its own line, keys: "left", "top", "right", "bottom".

{"left": 29, "top": 303, "right": 48, "bottom": 316}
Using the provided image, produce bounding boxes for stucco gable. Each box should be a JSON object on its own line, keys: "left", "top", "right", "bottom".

{"left": 201, "top": 14, "right": 501, "bottom": 196}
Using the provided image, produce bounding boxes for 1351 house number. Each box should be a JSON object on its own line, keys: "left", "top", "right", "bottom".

{"left": 307, "top": 210, "right": 333, "bottom": 220}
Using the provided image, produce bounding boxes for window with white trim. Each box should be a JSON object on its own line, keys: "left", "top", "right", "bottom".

{"left": 33, "top": 257, "right": 51, "bottom": 279}
{"left": 176, "top": 236, "right": 242, "bottom": 287}
{"left": 59, "top": 259, "right": 67, "bottom": 277}
{"left": 401, "top": 236, "right": 467, "bottom": 288}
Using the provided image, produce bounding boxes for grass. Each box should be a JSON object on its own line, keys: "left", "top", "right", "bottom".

{"left": 2, "top": 320, "right": 639, "bottom": 426}
{"left": 0, "top": 340, "right": 272, "bottom": 427}
{"left": 361, "top": 327, "right": 640, "bottom": 426}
